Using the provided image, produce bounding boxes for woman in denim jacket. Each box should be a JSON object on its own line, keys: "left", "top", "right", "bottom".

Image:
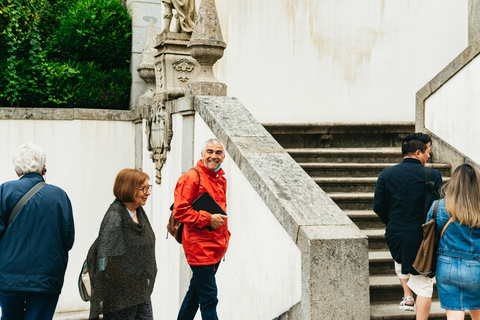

{"left": 426, "top": 164, "right": 480, "bottom": 320}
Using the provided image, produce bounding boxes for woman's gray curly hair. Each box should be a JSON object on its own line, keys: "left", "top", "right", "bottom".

{"left": 12, "top": 143, "right": 46, "bottom": 176}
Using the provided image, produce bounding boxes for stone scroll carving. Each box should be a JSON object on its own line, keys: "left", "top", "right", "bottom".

{"left": 173, "top": 58, "right": 196, "bottom": 82}
{"left": 146, "top": 102, "right": 173, "bottom": 184}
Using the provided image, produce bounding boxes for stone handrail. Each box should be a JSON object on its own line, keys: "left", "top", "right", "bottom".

{"left": 416, "top": 37, "right": 480, "bottom": 172}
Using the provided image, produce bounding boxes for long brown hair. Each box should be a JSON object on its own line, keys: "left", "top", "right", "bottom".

{"left": 441, "top": 164, "right": 480, "bottom": 228}
{"left": 113, "top": 169, "right": 150, "bottom": 202}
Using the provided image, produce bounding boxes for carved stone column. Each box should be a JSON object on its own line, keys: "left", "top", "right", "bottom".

{"left": 186, "top": 0, "right": 227, "bottom": 96}
{"left": 136, "top": 20, "right": 157, "bottom": 108}
{"left": 147, "top": 32, "right": 200, "bottom": 183}
{"left": 153, "top": 33, "right": 200, "bottom": 102}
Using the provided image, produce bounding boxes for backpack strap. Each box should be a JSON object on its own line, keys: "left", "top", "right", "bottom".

{"left": 7, "top": 181, "right": 47, "bottom": 227}
{"left": 169, "top": 168, "right": 201, "bottom": 211}
{"left": 424, "top": 167, "right": 436, "bottom": 215}
{"left": 191, "top": 168, "right": 201, "bottom": 197}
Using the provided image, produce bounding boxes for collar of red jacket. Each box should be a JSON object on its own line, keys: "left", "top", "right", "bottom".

{"left": 197, "top": 159, "right": 225, "bottom": 177}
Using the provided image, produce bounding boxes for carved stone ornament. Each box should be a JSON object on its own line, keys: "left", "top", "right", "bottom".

{"left": 146, "top": 101, "right": 173, "bottom": 184}
{"left": 173, "top": 58, "right": 196, "bottom": 82}
{"left": 154, "top": 60, "right": 164, "bottom": 91}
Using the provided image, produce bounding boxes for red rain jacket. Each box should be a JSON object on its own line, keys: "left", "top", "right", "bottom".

{"left": 173, "top": 160, "right": 230, "bottom": 265}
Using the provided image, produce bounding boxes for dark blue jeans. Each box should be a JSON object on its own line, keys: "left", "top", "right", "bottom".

{"left": 177, "top": 261, "right": 221, "bottom": 320}
{"left": 0, "top": 289, "right": 59, "bottom": 320}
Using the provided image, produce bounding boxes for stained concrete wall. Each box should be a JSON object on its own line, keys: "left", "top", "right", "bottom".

{"left": 129, "top": 1, "right": 467, "bottom": 123}
{"left": 212, "top": 0, "right": 467, "bottom": 123}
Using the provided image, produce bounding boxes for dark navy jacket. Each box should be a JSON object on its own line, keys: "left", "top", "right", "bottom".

{"left": 0, "top": 173, "right": 74, "bottom": 294}
{"left": 373, "top": 158, "right": 443, "bottom": 274}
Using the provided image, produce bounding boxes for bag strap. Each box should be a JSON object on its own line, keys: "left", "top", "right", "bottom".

{"left": 440, "top": 217, "right": 454, "bottom": 239}
{"left": 424, "top": 167, "right": 435, "bottom": 214}
{"left": 169, "top": 168, "right": 201, "bottom": 211}
{"left": 191, "top": 168, "right": 201, "bottom": 196}
{"left": 7, "top": 181, "right": 47, "bottom": 227}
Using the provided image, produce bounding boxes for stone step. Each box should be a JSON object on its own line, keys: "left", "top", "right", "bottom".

{"left": 369, "top": 249, "right": 395, "bottom": 275}
{"left": 345, "top": 210, "right": 385, "bottom": 229}
{"left": 53, "top": 310, "right": 89, "bottom": 320}
{"left": 264, "top": 122, "right": 414, "bottom": 149}
{"left": 317, "top": 176, "right": 450, "bottom": 193}
{"left": 370, "top": 301, "right": 448, "bottom": 320}
{"left": 362, "top": 228, "right": 388, "bottom": 250}
{"left": 286, "top": 147, "right": 403, "bottom": 163}
{"left": 370, "top": 275, "right": 439, "bottom": 303}
{"left": 316, "top": 177, "right": 378, "bottom": 192}
{"left": 300, "top": 162, "right": 451, "bottom": 177}
{"left": 328, "top": 192, "right": 374, "bottom": 210}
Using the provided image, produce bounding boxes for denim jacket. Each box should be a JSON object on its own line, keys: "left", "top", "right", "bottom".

{"left": 426, "top": 199, "right": 480, "bottom": 260}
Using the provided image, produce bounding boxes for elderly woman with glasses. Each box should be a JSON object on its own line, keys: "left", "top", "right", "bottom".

{"left": 87, "top": 169, "right": 157, "bottom": 320}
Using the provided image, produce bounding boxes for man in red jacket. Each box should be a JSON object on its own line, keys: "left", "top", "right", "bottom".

{"left": 174, "top": 138, "right": 230, "bottom": 320}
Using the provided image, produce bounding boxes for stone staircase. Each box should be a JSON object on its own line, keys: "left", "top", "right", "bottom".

{"left": 264, "top": 123, "right": 465, "bottom": 320}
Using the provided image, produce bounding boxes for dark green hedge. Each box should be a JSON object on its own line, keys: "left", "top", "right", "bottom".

{"left": 0, "top": 0, "right": 132, "bottom": 109}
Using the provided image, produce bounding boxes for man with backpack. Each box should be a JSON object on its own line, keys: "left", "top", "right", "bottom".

{"left": 174, "top": 138, "right": 230, "bottom": 320}
{"left": 373, "top": 133, "right": 442, "bottom": 320}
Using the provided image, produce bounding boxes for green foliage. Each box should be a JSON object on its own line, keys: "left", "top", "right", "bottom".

{"left": 72, "top": 62, "right": 131, "bottom": 109}
{"left": 0, "top": 0, "right": 132, "bottom": 109}
{"left": 51, "top": 0, "right": 132, "bottom": 70}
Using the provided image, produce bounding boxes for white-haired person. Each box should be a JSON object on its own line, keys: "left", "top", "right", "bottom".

{"left": 427, "top": 164, "right": 480, "bottom": 320}
{"left": 0, "top": 143, "right": 75, "bottom": 320}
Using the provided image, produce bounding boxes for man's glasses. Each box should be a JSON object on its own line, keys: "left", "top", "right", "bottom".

{"left": 139, "top": 185, "right": 153, "bottom": 194}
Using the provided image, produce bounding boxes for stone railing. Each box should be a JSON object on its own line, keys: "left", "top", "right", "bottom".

{"left": 416, "top": 37, "right": 480, "bottom": 172}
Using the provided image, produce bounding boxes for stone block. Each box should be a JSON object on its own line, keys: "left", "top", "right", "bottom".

{"left": 0, "top": 108, "right": 73, "bottom": 120}
{"left": 293, "top": 225, "right": 370, "bottom": 320}
{"left": 73, "top": 109, "right": 131, "bottom": 121}
{"left": 154, "top": 34, "right": 200, "bottom": 101}
{"left": 186, "top": 82, "right": 226, "bottom": 97}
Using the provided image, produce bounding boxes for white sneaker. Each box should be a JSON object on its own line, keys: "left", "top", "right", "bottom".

{"left": 399, "top": 296, "right": 415, "bottom": 311}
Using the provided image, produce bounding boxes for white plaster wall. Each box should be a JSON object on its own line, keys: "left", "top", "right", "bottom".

{"left": 0, "top": 119, "right": 135, "bottom": 312}
{"left": 211, "top": 0, "right": 467, "bottom": 123}
{"left": 145, "top": 113, "right": 188, "bottom": 319}
{"left": 425, "top": 54, "right": 480, "bottom": 164}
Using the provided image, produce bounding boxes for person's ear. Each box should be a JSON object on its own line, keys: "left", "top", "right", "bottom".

{"left": 42, "top": 166, "right": 46, "bottom": 175}
{"left": 15, "top": 170, "right": 20, "bottom": 177}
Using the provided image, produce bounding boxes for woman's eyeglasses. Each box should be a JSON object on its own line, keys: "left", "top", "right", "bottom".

{"left": 139, "top": 185, "right": 153, "bottom": 194}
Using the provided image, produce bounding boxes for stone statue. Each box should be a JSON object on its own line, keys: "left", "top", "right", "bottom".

{"left": 162, "top": 0, "right": 196, "bottom": 33}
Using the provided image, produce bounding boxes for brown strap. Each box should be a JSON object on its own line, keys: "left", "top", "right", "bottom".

{"left": 191, "top": 168, "right": 201, "bottom": 197}
{"left": 440, "top": 217, "right": 454, "bottom": 239}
